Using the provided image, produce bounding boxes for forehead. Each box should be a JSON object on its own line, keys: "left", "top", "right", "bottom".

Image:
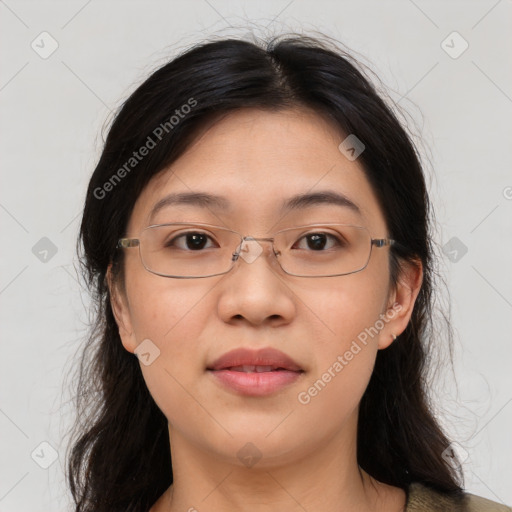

{"left": 127, "top": 108, "right": 387, "bottom": 234}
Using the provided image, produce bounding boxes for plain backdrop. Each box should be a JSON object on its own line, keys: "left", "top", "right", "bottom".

{"left": 0, "top": 1, "right": 511, "bottom": 510}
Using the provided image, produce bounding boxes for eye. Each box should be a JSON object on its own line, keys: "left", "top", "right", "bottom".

{"left": 293, "top": 231, "right": 346, "bottom": 251}
{"left": 165, "top": 231, "right": 218, "bottom": 251}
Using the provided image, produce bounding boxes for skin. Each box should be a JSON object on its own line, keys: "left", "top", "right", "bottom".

{"left": 108, "top": 108, "right": 423, "bottom": 512}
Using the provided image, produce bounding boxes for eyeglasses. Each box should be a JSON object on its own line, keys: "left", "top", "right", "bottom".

{"left": 117, "top": 222, "right": 396, "bottom": 279}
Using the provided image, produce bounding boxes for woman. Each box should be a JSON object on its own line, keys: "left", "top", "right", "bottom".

{"left": 67, "top": 33, "right": 510, "bottom": 511}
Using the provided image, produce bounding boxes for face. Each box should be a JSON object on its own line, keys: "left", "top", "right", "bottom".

{"left": 110, "top": 108, "right": 420, "bottom": 469}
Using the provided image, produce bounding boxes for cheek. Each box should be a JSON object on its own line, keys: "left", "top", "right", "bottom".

{"left": 126, "top": 278, "right": 216, "bottom": 426}
{"left": 126, "top": 272, "right": 213, "bottom": 349}
{"left": 300, "top": 264, "right": 389, "bottom": 349}
{"left": 124, "top": 272, "right": 214, "bottom": 385}
{"left": 296, "top": 268, "right": 388, "bottom": 408}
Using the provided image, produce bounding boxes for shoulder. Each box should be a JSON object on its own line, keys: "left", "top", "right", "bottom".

{"left": 406, "top": 482, "right": 512, "bottom": 512}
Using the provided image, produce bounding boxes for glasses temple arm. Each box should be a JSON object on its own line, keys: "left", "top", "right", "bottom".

{"left": 117, "top": 238, "right": 140, "bottom": 249}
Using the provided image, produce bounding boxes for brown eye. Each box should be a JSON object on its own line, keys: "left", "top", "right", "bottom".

{"left": 293, "top": 232, "right": 343, "bottom": 251}
{"left": 165, "top": 232, "right": 217, "bottom": 251}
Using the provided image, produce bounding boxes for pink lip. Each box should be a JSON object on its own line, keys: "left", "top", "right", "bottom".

{"left": 208, "top": 347, "right": 302, "bottom": 371}
{"left": 207, "top": 347, "right": 304, "bottom": 397}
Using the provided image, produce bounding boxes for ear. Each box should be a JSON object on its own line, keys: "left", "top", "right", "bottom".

{"left": 106, "top": 263, "right": 137, "bottom": 353}
{"left": 378, "top": 258, "right": 423, "bottom": 350}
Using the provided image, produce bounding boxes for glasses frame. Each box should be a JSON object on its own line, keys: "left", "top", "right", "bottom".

{"left": 117, "top": 222, "right": 397, "bottom": 279}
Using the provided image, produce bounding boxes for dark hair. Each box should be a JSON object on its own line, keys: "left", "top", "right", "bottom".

{"left": 67, "top": 33, "right": 463, "bottom": 511}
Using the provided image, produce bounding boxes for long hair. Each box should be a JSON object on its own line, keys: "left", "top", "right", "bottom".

{"left": 67, "top": 33, "right": 463, "bottom": 511}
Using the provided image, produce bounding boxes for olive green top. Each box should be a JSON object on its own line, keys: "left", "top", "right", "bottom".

{"left": 406, "top": 483, "right": 512, "bottom": 511}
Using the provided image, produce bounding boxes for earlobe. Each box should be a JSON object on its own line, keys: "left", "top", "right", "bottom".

{"left": 378, "top": 258, "right": 423, "bottom": 350}
{"left": 106, "top": 264, "right": 137, "bottom": 353}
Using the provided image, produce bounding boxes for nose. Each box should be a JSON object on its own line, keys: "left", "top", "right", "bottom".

{"left": 217, "top": 237, "right": 295, "bottom": 327}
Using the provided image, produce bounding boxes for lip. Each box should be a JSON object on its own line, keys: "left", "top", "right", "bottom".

{"left": 207, "top": 347, "right": 304, "bottom": 397}
{"left": 208, "top": 347, "right": 302, "bottom": 371}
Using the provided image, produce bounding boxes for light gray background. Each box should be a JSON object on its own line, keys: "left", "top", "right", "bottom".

{"left": 1, "top": 1, "right": 511, "bottom": 510}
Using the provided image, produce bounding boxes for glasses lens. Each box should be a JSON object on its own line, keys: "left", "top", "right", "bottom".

{"left": 140, "top": 224, "right": 240, "bottom": 277}
{"left": 275, "top": 224, "right": 371, "bottom": 277}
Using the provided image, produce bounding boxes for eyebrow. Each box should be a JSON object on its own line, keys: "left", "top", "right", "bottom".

{"left": 148, "top": 190, "right": 362, "bottom": 222}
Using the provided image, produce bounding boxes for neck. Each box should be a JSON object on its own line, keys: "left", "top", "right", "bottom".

{"left": 152, "top": 414, "right": 405, "bottom": 512}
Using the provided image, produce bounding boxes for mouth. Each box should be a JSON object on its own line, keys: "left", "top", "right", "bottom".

{"left": 217, "top": 364, "right": 301, "bottom": 373}
{"left": 207, "top": 346, "right": 303, "bottom": 372}
{"left": 207, "top": 347, "right": 304, "bottom": 396}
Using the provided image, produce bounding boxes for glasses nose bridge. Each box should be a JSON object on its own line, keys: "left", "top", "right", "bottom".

{"left": 241, "top": 235, "right": 278, "bottom": 252}
{"left": 232, "top": 234, "right": 281, "bottom": 264}
{"left": 243, "top": 235, "right": 275, "bottom": 243}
